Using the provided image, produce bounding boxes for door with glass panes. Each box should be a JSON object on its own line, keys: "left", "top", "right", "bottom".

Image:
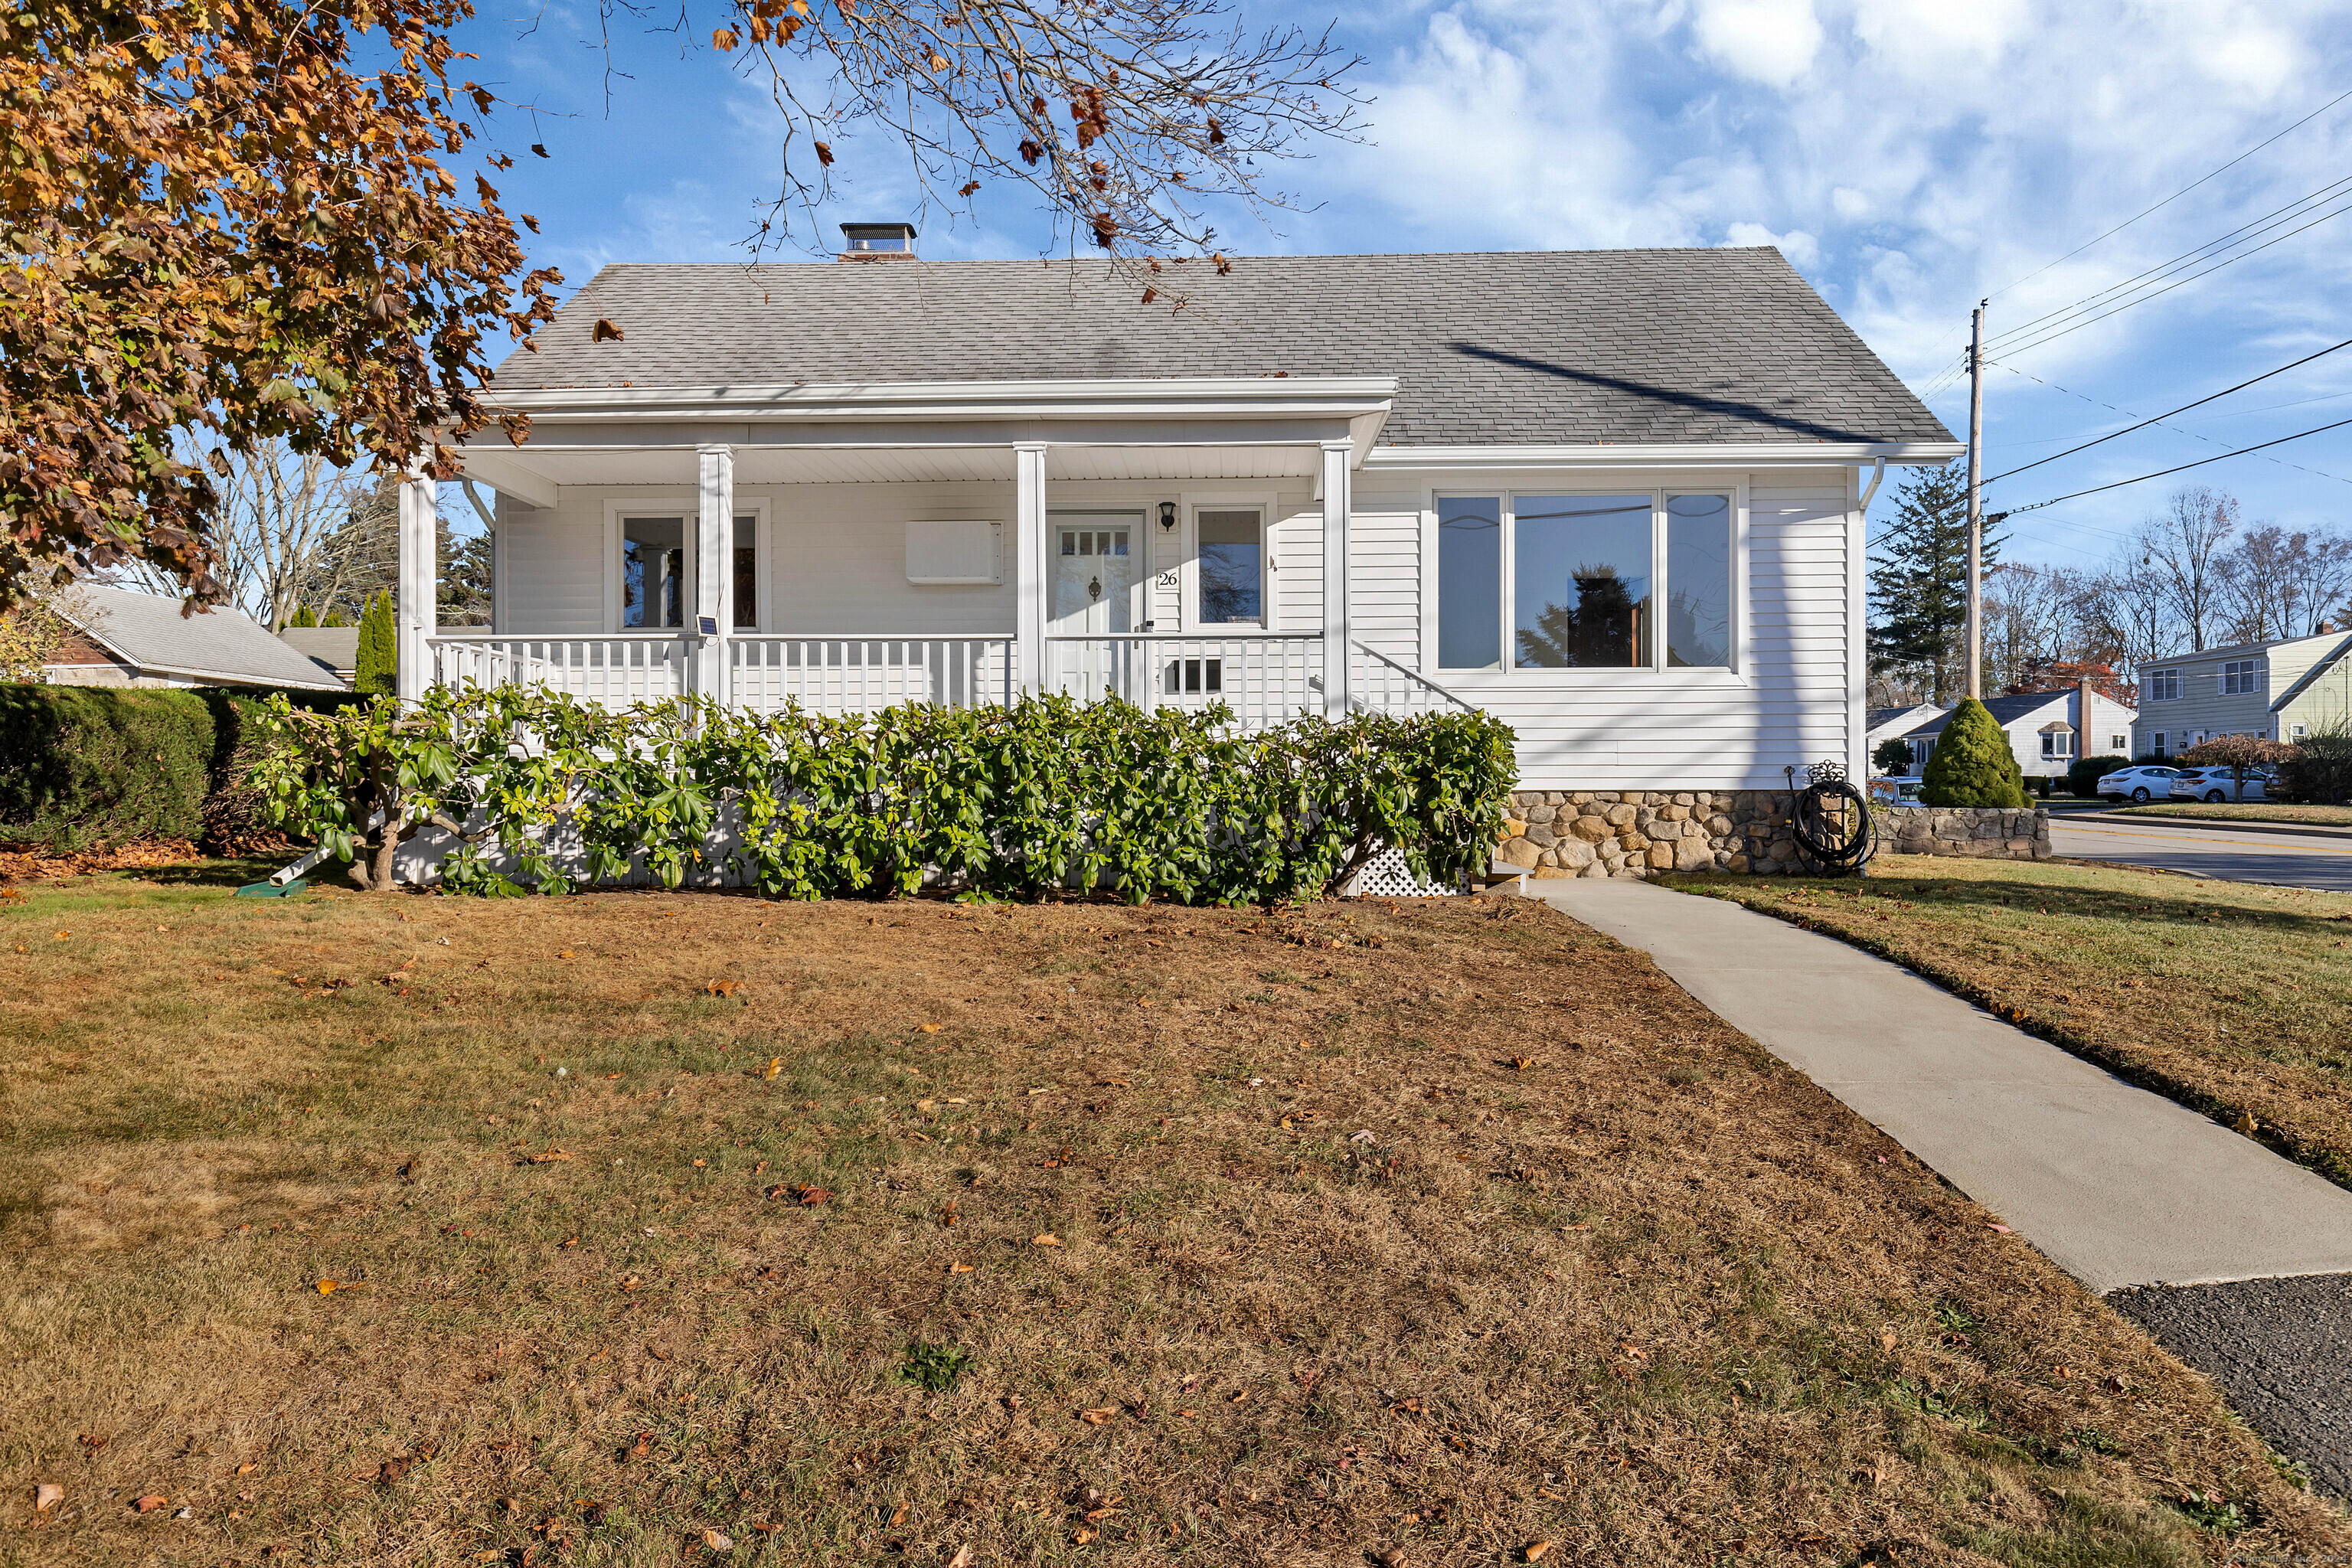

{"left": 1050, "top": 513, "right": 1142, "bottom": 697}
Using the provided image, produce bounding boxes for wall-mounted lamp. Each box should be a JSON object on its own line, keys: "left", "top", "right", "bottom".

{"left": 1158, "top": 501, "right": 1178, "bottom": 534}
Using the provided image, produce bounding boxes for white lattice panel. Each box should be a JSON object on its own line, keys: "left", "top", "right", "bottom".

{"left": 1346, "top": 844, "right": 1462, "bottom": 898}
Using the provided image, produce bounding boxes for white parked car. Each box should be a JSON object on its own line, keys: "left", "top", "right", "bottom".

{"left": 2097, "top": 765, "right": 2181, "bottom": 803}
{"left": 2167, "top": 765, "right": 2272, "bottom": 803}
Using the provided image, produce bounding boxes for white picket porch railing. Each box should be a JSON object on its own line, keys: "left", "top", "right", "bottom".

{"left": 730, "top": 637, "right": 1018, "bottom": 715}
{"left": 429, "top": 633, "right": 694, "bottom": 706}
{"left": 1043, "top": 633, "right": 1323, "bottom": 730}
{"left": 426, "top": 630, "right": 1468, "bottom": 732}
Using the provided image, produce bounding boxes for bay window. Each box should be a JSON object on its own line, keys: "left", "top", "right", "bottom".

{"left": 1437, "top": 490, "right": 1734, "bottom": 671}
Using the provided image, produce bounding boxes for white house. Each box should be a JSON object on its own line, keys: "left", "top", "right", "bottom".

{"left": 1900, "top": 684, "right": 2139, "bottom": 783}
{"left": 400, "top": 236, "right": 1958, "bottom": 793}
{"left": 1867, "top": 701, "right": 1945, "bottom": 773}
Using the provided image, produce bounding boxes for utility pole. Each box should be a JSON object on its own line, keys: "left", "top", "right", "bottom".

{"left": 1965, "top": 300, "right": 1987, "bottom": 701}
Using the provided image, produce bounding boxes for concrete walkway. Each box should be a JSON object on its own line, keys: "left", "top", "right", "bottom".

{"left": 1519, "top": 877, "right": 2352, "bottom": 1294}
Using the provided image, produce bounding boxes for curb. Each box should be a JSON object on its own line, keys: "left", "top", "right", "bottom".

{"left": 2060, "top": 811, "right": 2352, "bottom": 843}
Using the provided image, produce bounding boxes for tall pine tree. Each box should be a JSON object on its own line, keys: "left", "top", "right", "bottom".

{"left": 1867, "top": 466, "right": 2001, "bottom": 704}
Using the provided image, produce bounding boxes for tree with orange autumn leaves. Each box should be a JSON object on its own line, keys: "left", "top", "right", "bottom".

{"left": 1, "top": 0, "right": 1359, "bottom": 606}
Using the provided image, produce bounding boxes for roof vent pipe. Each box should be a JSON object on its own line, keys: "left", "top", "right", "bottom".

{"left": 838, "top": 222, "right": 918, "bottom": 260}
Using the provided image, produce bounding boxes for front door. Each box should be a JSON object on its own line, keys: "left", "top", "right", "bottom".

{"left": 1050, "top": 515, "right": 1141, "bottom": 697}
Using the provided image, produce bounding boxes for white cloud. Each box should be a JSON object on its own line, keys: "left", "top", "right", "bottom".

{"left": 1723, "top": 221, "right": 1818, "bottom": 266}
{"left": 1687, "top": 0, "right": 1824, "bottom": 88}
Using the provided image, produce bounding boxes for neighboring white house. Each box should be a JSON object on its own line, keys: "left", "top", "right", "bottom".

{"left": 46, "top": 585, "right": 347, "bottom": 692}
{"left": 1900, "top": 684, "right": 2139, "bottom": 782}
{"left": 400, "top": 235, "right": 1959, "bottom": 792}
{"left": 1867, "top": 701, "right": 1945, "bottom": 772}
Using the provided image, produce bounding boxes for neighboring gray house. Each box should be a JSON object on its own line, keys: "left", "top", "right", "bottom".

{"left": 2133, "top": 626, "right": 2352, "bottom": 756}
{"left": 278, "top": 626, "right": 361, "bottom": 688}
{"left": 402, "top": 238, "right": 1960, "bottom": 795}
{"left": 1866, "top": 701, "right": 1944, "bottom": 771}
{"left": 45, "top": 585, "right": 347, "bottom": 692}
{"left": 1903, "top": 682, "right": 2139, "bottom": 782}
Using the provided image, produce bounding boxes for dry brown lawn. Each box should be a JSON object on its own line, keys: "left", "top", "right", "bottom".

{"left": 1668, "top": 854, "right": 2352, "bottom": 1191}
{"left": 2, "top": 867, "right": 2344, "bottom": 1566}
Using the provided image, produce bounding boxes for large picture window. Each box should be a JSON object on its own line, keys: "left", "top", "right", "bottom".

{"left": 1437, "top": 491, "right": 1734, "bottom": 671}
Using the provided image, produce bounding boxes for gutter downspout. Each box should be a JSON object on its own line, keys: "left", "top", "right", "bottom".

{"left": 1857, "top": 456, "right": 1886, "bottom": 514}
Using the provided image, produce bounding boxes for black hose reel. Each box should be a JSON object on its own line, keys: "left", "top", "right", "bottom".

{"left": 1782, "top": 760, "right": 1877, "bottom": 877}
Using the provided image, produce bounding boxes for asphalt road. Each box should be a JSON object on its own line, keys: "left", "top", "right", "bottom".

{"left": 2047, "top": 815, "right": 2352, "bottom": 892}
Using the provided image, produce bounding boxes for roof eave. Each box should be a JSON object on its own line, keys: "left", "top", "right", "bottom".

{"left": 1362, "top": 441, "right": 1962, "bottom": 472}
{"left": 476, "top": 376, "right": 1401, "bottom": 425}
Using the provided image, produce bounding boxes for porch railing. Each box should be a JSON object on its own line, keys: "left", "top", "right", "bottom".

{"left": 730, "top": 636, "right": 1017, "bottom": 715}
{"left": 1044, "top": 633, "right": 1322, "bottom": 730}
{"left": 426, "top": 630, "right": 1469, "bottom": 732}
{"left": 429, "top": 633, "right": 692, "bottom": 706}
{"left": 1344, "top": 639, "right": 1476, "bottom": 717}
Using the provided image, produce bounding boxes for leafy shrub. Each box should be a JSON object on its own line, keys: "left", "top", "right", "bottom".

{"left": 1919, "top": 697, "right": 2025, "bottom": 808}
{"left": 2066, "top": 754, "right": 2128, "bottom": 798}
{"left": 1871, "top": 737, "right": 1916, "bottom": 776}
{"left": 254, "top": 685, "right": 1520, "bottom": 901}
{"left": 2276, "top": 724, "right": 2352, "bottom": 805}
{"left": 354, "top": 591, "right": 395, "bottom": 696}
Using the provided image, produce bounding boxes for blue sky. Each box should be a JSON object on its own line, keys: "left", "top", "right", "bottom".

{"left": 449, "top": 0, "right": 2352, "bottom": 571}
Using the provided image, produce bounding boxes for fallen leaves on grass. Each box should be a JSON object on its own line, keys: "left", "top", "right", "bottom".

{"left": 315, "top": 1279, "right": 338, "bottom": 1295}
{"left": 1031, "top": 1233, "right": 1061, "bottom": 1246}
{"left": 1077, "top": 1406, "right": 1116, "bottom": 1425}
{"left": 706, "top": 980, "right": 742, "bottom": 997}
{"left": 920, "top": 1023, "right": 943, "bottom": 1033}
{"left": 132, "top": 1494, "right": 165, "bottom": 1513}
{"left": 524, "top": 1149, "right": 575, "bottom": 1165}
{"left": 701, "top": 1528, "right": 733, "bottom": 1551}
{"left": 34, "top": 1483, "right": 61, "bottom": 1511}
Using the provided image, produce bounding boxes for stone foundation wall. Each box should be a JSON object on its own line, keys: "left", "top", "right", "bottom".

{"left": 1498, "top": 792, "right": 2050, "bottom": 879}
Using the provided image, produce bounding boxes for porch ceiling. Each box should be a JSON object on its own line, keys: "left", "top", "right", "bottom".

{"left": 456, "top": 439, "right": 1321, "bottom": 496}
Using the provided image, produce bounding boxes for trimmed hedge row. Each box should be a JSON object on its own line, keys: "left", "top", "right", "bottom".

{"left": 0, "top": 684, "right": 352, "bottom": 852}
{"left": 256, "top": 686, "right": 1521, "bottom": 903}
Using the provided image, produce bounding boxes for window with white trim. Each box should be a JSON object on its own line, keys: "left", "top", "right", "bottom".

{"left": 2146, "top": 668, "right": 2180, "bottom": 701}
{"left": 2040, "top": 730, "right": 2073, "bottom": 758}
{"left": 2222, "top": 658, "right": 2263, "bottom": 694}
{"left": 1437, "top": 490, "right": 1733, "bottom": 671}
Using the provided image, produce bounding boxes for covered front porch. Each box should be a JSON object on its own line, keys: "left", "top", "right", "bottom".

{"left": 394, "top": 377, "right": 1462, "bottom": 727}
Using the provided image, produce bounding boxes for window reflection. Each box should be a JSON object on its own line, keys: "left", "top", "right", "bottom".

{"left": 1197, "top": 509, "right": 1263, "bottom": 625}
{"left": 622, "top": 517, "right": 685, "bottom": 629}
{"left": 1514, "top": 495, "right": 1651, "bottom": 668}
{"left": 1665, "top": 495, "right": 1730, "bottom": 667}
{"left": 1437, "top": 496, "right": 1501, "bottom": 668}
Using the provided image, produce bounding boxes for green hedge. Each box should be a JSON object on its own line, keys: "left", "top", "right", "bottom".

{"left": 258, "top": 687, "right": 1521, "bottom": 902}
{"left": 2067, "top": 753, "right": 2129, "bottom": 798}
{"left": 0, "top": 684, "right": 351, "bottom": 852}
{"left": 2277, "top": 732, "right": 2352, "bottom": 805}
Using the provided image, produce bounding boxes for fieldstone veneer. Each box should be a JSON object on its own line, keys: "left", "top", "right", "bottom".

{"left": 1498, "top": 792, "right": 2052, "bottom": 879}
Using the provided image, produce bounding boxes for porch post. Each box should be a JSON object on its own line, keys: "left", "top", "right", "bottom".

{"left": 395, "top": 469, "right": 437, "bottom": 704}
{"left": 1014, "top": 442, "right": 1048, "bottom": 697}
{"left": 1320, "top": 439, "right": 1352, "bottom": 719}
{"left": 695, "top": 443, "right": 734, "bottom": 705}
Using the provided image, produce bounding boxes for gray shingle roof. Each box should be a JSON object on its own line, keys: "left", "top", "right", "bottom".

{"left": 1904, "top": 692, "right": 2068, "bottom": 738}
{"left": 62, "top": 586, "right": 347, "bottom": 690}
{"left": 492, "top": 249, "right": 1952, "bottom": 448}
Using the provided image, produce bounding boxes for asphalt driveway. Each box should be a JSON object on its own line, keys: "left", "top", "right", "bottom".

{"left": 2047, "top": 814, "right": 2352, "bottom": 892}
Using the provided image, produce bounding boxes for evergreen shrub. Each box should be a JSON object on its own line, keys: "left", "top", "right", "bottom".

{"left": 1871, "top": 737, "right": 1916, "bottom": 776}
{"left": 256, "top": 687, "right": 1521, "bottom": 901}
{"left": 2271, "top": 727, "right": 2352, "bottom": 805}
{"left": 1919, "top": 697, "right": 2026, "bottom": 808}
{"left": 354, "top": 591, "right": 395, "bottom": 695}
{"left": 2066, "top": 754, "right": 2128, "bottom": 798}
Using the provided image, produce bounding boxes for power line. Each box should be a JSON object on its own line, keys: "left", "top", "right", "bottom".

{"left": 1988, "top": 364, "right": 2352, "bottom": 488}
{"left": 1988, "top": 83, "right": 2352, "bottom": 302}
{"left": 1984, "top": 335, "right": 2352, "bottom": 483}
{"left": 1988, "top": 171, "right": 2352, "bottom": 348}
{"left": 1987, "top": 186, "right": 2352, "bottom": 361}
{"left": 1995, "top": 413, "right": 2352, "bottom": 519}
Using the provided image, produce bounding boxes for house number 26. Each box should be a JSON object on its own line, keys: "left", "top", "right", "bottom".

{"left": 1156, "top": 569, "right": 1178, "bottom": 588}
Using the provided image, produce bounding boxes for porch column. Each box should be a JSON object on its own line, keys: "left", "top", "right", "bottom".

{"left": 1014, "top": 442, "right": 1048, "bottom": 697}
{"left": 695, "top": 443, "right": 734, "bottom": 705}
{"left": 1320, "top": 439, "right": 1352, "bottom": 719}
{"left": 394, "top": 469, "right": 437, "bottom": 704}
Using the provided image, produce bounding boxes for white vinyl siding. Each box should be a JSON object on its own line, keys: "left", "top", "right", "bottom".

{"left": 495, "top": 490, "right": 607, "bottom": 635}
{"left": 1348, "top": 495, "right": 1421, "bottom": 667}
